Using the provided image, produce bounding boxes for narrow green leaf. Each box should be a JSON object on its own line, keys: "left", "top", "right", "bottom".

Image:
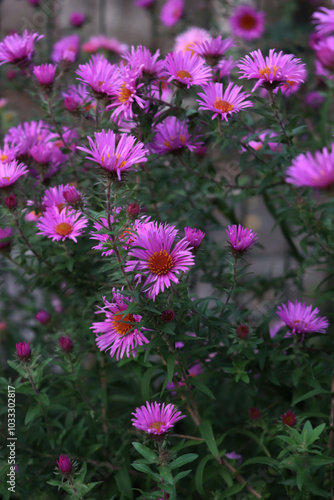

{"left": 25, "top": 403, "right": 42, "bottom": 425}
{"left": 195, "top": 455, "right": 212, "bottom": 496}
{"left": 132, "top": 442, "right": 157, "bottom": 463}
{"left": 167, "top": 352, "right": 177, "bottom": 384}
{"left": 199, "top": 420, "right": 221, "bottom": 463}
{"left": 169, "top": 453, "right": 198, "bottom": 470}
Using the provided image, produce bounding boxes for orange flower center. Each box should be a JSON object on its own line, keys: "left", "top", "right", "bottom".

{"left": 183, "top": 42, "right": 195, "bottom": 55}
{"left": 148, "top": 249, "right": 174, "bottom": 275}
{"left": 239, "top": 13, "right": 257, "bottom": 30}
{"left": 214, "top": 99, "right": 234, "bottom": 113}
{"left": 283, "top": 414, "right": 295, "bottom": 426}
{"left": 2, "top": 176, "right": 10, "bottom": 182}
{"left": 119, "top": 83, "right": 132, "bottom": 103}
{"left": 56, "top": 203, "right": 65, "bottom": 212}
{"left": 149, "top": 421, "right": 165, "bottom": 432}
{"left": 176, "top": 70, "right": 192, "bottom": 80}
{"left": 0, "top": 154, "right": 8, "bottom": 161}
{"left": 55, "top": 222, "right": 72, "bottom": 236}
{"left": 101, "top": 153, "right": 127, "bottom": 169}
{"left": 259, "top": 65, "right": 279, "bottom": 78}
{"left": 112, "top": 312, "right": 135, "bottom": 336}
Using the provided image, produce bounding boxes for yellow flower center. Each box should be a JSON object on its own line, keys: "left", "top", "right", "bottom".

{"left": 2, "top": 176, "right": 10, "bottom": 182}
{"left": 119, "top": 83, "right": 132, "bottom": 103}
{"left": 55, "top": 222, "right": 72, "bottom": 236}
{"left": 214, "top": 99, "right": 234, "bottom": 113}
{"left": 112, "top": 312, "right": 135, "bottom": 336}
{"left": 183, "top": 42, "right": 195, "bottom": 55}
{"left": 176, "top": 70, "right": 192, "bottom": 80}
{"left": 179, "top": 135, "right": 186, "bottom": 143}
{"left": 239, "top": 13, "right": 257, "bottom": 30}
{"left": 149, "top": 421, "right": 165, "bottom": 432}
{"left": 259, "top": 65, "right": 279, "bottom": 78}
{"left": 148, "top": 249, "right": 174, "bottom": 275}
{"left": 56, "top": 203, "right": 65, "bottom": 212}
{"left": 0, "top": 154, "right": 8, "bottom": 161}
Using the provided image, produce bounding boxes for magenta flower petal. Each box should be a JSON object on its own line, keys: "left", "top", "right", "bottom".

{"left": 285, "top": 146, "right": 334, "bottom": 189}
{"left": 164, "top": 50, "right": 212, "bottom": 89}
{"left": 226, "top": 224, "right": 258, "bottom": 253}
{"left": 0, "top": 159, "right": 28, "bottom": 188}
{"left": 36, "top": 206, "right": 88, "bottom": 243}
{"left": 197, "top": 82, "right": 253, "bottom": 121}
{"left": 0, "top": 30, "right": 43, "bottom": 67}
{"left": 132, "top": 401, "right": 186, "bottom": 435}
{"left": 276, "top": 300, "right": 329, "bottom": 336}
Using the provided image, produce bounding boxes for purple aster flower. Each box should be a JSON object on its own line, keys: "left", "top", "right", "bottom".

{"left": 184, "top": 227, "right": 205, "bottom": 250}
{"left": 0, "top": 227, "right": 13, "bottom": 249}
{"left": 0, "top": 30, "right": 43, "bottom": 67}
{"left": 315, "top": 36, "right": 334, "bottom": 71}
{"left": 32, "top": 63, "right": 57, "bottom": 88}
{"left": 226, "top": 224, "right": 258, "bottom": 254}
{"left": 42, "top": 184, "right": 69, "bottom": 212}
{"left": 149, "top": 116, "right": 203, "bottom": 155}
{"left": 125, "top": 221, "right": 195, "bottom": 300}
{"left": 16, "top": 341, "right": 31, "bottom": 361}
{"left": 35, "top": 309, "right": 51, "bottom": 325}
{"left": 164, "top": 51, "right": 212, "bottom": 89}
{"left": 285, "top": 146, "right": 334, "bottom": 189}
{"left": 51, "top": 34, "right": 80, "bottom": 63}
{"left": 36, "top": 206, "right": 88, "bottom": 243}
{"left": 193, "top": 36, "right": 236, "bottom": 66}
{"left": 0, "top": 159, "right": 28, "bottom": 189}
{"left": 82, "top": 35, "right": 128, "bottom": 55}
{"left": 197, "top": 82, "right": 253, "bottom": 121}
{"left": 217, "top": 56, "right": 237, "bottom": 80}
{"left": 281, "top": 410, "right": 296, "bottom": 427}
{"left": 70, "top": 11, "right": 86, "bottom": 28}
{"left": 225, "top": 451, "right": 243, "bottom": 464}
{"left": 237, "top": 49, "right": 306, "bottom": 92}
{"left": 5, "top": 120, "right": 50, "bottom": 157}
{"left": 62, "top": 84, "right": 93, "bottom": 113}
{"left": 56, "top": 455, "right": 73, "bottom": 476}
{"left": 242, "top": 130, "right": 281, "bottom": 153}
{"left": 106, "top": 65, "right": 146, "bottom": 120}
{"left": 135, "top": 0, "right": 155, "bottom": 7}
{"left": 131, "top": 401, "right": 185, "bottom": 435}
{"left": 313, "top": 6, "right": 334, "bottom": 37}
{"left": 305, "top": 91, "right": 325, "bottom": 109}
{"left": 122, "top": 45, "right": 164, "bottom": 81}
{"left": 276, "top": 300, "right": 329, "bottom": 337}
{"left": 269, "top": 319, "right": 286, "bottom": 339}
{"left": 0, "top": 143, "right": 19, "bottom": 163}
{"left": 229, "top": 5, "right": 265, "bottom": 41}
{"left": 92, "top": 292, "right": 149, "bottom": 360}
{"left": 77, "top": 129, "right": 148, "bottom": 180}
{"left": 160, "top": 0, "right": 184, "bottom": 27}
{"left": 76, "top": 54, "right": 120, "bottom": 98}
{"left": 174, "top": 27, "right": 211, "bottom": 54}
{"left": 30, "top": 142, "right": 54, "bottom": 166}
{"left": 59, "top": 336, "right": 73, "bottom": 352}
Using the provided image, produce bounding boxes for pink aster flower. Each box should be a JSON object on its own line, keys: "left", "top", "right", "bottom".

{"left": 59, "top": 336, "right": 73, "bottom": 352}
{"left": 237, "top": 49, "right": 306, "bottom": 92}
{"left": 149, "top": 116, "right": 203, "bottom": 155}
{"left": 276, "top": 301, "right": 329, "bottom": 337}
{"left": 62, "top": 84, "right": 93, "bottom": 113}
{"left": 229, "top": 5, "right": 265, "bottom": 41}
{"left": 315, "top": 36, "right": 334, "bottom": 71}
{"left": 226, "top": 224, "right": 258, "bottom": 254}
{"left": 122, "top": 45, "right": 164, "bottom": 81}
{"left": 32, "top": 63, "right": 57, "bottom": 87}
{"left": 106, "top": 65, "right": 146, "bottom": 119}
{"left": 285, "top": 146, "right": 334, "bottom": 189}
{"left": 281, "top": 410, "right": 296, "bottom": 427}
{"left": 0, "top": 159, "right": 28, "bottom": 189}
{"left": 5, "top": 120, "right": 49, "bottom": 157}
{"left": 0, "top": 227, "right": 13, "bottom": 249}
{"left": 217, "top": 56, "right": 237, "bottom": 80}
{"left": 70, "top": 11, "right": 85, "bottom": 28}
{"left": 0, "top": 30, "right": 43, "bottom": 67}
{"left": 42, "top": 184, "right": 69, "bottom": 212}
{"left": 82, "top": 35, "right": 128, "bottom": 55}
{"left": 76, "top": 54, "right": 120, "bottom": 98}
{"left": 197, "top": 82, "right": 252, "bottom": 121}
{"left": 174, "top": 27, "right": 211, "bottom": 54}
{"left": 51, "top": 34, "right": 80, "bottom": 63}
{"left": 92, "top": 292, "right": 149, "bottom": 360}
{"left": 131, "top": 401, "right": 185, "bottom": 435}
{"left": 77, "top": 129, "right": 148, "bottom": 180}
{"left": 30, "top": 142, "right": 54, "bottom": 166}
{"left": 193, "top": 36, "right": 236, "bottom": 66}
{"left": 184, "top": 227, "right": 205, "bottom": 250}
{"left": 125, "top": 221, "right": 195, "bottom": 300}
{"left": 0, "top": 143, "right": 19, "bottom": 163}
{"left": 36, "top": 206, "right": 88, "bottom": 243}
{"left": 313, "top": 6, "right": 334, "bottom": 37}
{"left": 16, "top": 341, "right": 31, "bottom": 361}
{"left": 160, "top": 0, "right": 184, "bottom": 27}
{"left": 164, "top": 51, "right": 212, "bottom": 89}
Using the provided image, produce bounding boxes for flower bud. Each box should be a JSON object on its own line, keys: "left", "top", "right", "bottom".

{"left": 5, "top": 194, "right": 17, "bottom": 209}
{"left": 184, "top": 227, "right": 205, "bottom": 251}
{"left": 127, "top": 203, "right": 140, "bottom": 218}
{"left": 161, "top": 309, "right": 175, "bottom": 323}
{"left": 35, "top": 309, "right": 51, "bottom": 325}
{"left": 281, "top": 410, "right": 296, "bottom": 427}
{"left": 16, "top": 341, "right": 31, "bottom": 361}
{"left": 56, "top": 454, "right": 73, "bottom": 476}
{"left": 236, "top": 324, "right": 249, "bottom": 339}
{"left": 70, "top": 12, "right": 86, "bottom": 27}
{"left": 63, "top": 186, "right": 82, "bottom": 207}
{"left": 59, "top": 336, "right": 73, "bottom": 352}
{"left": 249, "top": 407, "right": 261, "bottom": 420}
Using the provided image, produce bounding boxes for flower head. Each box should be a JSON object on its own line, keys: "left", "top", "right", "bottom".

{"left": 42, "top": 184, "right": 69, "bottom": 212}
{"left": 237, "top": 49, "right": 306, "bottom": 92}
{"left": 276, "top": 301, "right": 329, "bottom": 337}
{"left": 161, "top": 309, "right": 175, "bottom": 323}
{"left": 82, "top": 35, "right": 128, "bottom": 55}
{"left": 5, "top": 194, "right": 17, "bottom": 210}
{"left": 0, "top": 159, "right": 28, "bottom": 189}
{"left": 160, "top": 0, "right": 184, "bottom": 27}
{"left": 197, "top": 82, "right": 252, "bottom": 121}
{"left": 226, "top": 224, "right": 258, "bottom": 254}
{"left": 237, "top": 324, "right": 249, "bottom": 339}
{"left": 62, "top": 84, "right": 93, "bottom": 113}
{"left": 164, "top": 51, "right": 212, "bottom": 89}
{"left": 217, "top": 56, "right": 237, "bottom": 80}
{"left": 229, "top": 5, "right": 265, "bottom": 41}
{"left": 313, "top": 7, "right": 334, "bottom": 37}
{"left": 5, "top": 120, "right": 49, "bottom": 157}
{"left": 174, "top": 27, "right": 211, "bottom": 54}
{"left": 0, "top": 227, "right": 13, "bottom": 249}
{"left": 35, "top": 309, "right": 51, "bottom": 325}
{"left": 56, "top": 455, "right": 73, "bottom": 476}
{"left": 285, "top": 146, "right": 334, "bottom": 189}
{"left": 92, "top": 293, "right": 149, "bottom": 360}
{"left": 132, "top": 401, "right": 185, "bottom": 435}
{"left": 77, "top": 129, "right": 148, "bottom": 180}
{"left": 33, "top": 63, "right": 57, "bottom": 88}
{"left": 125, "top": 221, "right": 195, "bottom": 300}
{"left": 70, "top": 11, "right": 86, "bottom": 27}
{"left": 0, "top": 30, "right": 43, "bottom": 67}
{"left": 193, "top": 36, "right": 236, "bottom": 66}
{"left": 63, "top": 186, "right": 82, "bottom": 207}
{"left": 106, "top": 65, "right": 146, "bottom": 119}
{"left": 122, "top": 45, "right": 164, "bottom": 81}
{"left": 59, "top": 336, "right": 73, "bottom": 352}
{"left": 51, "top": 34, "right": 80, "bottom": 63}
{"left": 315, "top": 36, "right": 334, "bottom": 71}
{"left": 16, "top": 341, "right": 31, "bottom": 361}
{"left": 149, "top": 116, "right": 203, "bottom": 155}
{"left": 76, "top": 54, "right": 120, "bottom": 98}
{"left": 281, "top": 410, "right": 296, "bottom": 427}
{"left": 184, "top": 227, "right": 205, "bottom": 250}
{"left": 249, "top": 407, "right": 261, "bottom": 420}
{"left": 36, "top": 207, "right": 88, "bottom": 243}
{"left": 127, "top": 203, "right": 140, "bottom": 218}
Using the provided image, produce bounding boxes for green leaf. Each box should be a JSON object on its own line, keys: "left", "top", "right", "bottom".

{"left": 173, "top": 469, "right": 192, "bottom": 483}
{"left": 167, "top": 352, "right": 177, "bottom": 384}
{"left": 292, "top": 388, "right": 330, "bottom": 405}
{"left": 132, "top": 463, "right": 160, "bottom": 481}
{"left": 158, "top": 466, "right": 174, "bottom": 485}
{"left": 191, "top": 378, "right": 215, "bottom": 399}
{"left": 115, "top": 466, "right": 133, "bottom": 499}
{"left": 237, "top": 456, "right": 280, "bottom": 471}
{"left": 132, "top": 442, "right": 157, "bottom": 463}
{"left": 25, "top": 403, "right": 42, "bottom": 425}
{"left": 220, "top": 483, "right": 245, "bottom": 498}
{"left": 195, "top": 455, "right": 212, "bottom": 496}
{"left": 169, "top": 453, "right": 198, "bottom": 470}
{"left": 199, "top": 420, "right": 221, "bottom": 463}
